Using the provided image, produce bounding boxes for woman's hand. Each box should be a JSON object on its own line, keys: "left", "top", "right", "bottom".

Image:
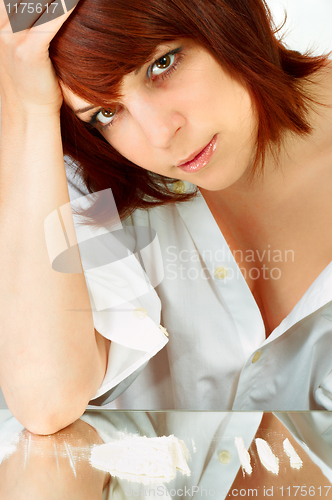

{"left": 0, "top": 0, "right": 78, "bottom": 116}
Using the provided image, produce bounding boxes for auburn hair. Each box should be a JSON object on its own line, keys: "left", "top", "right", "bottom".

{"left": 50, "top": 0, "right": 328, "bottom": 223}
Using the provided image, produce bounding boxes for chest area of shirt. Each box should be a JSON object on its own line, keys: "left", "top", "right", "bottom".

{"left": 208, "top": 207, "right": 332, "bottom": 336}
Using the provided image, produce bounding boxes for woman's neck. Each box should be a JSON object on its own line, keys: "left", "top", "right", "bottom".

{"left": 200, "top": 60, "right": 332, "bottom": 223}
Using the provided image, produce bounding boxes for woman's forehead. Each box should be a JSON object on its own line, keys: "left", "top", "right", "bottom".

{"left": 61, "top": 84, "right": 94, "bottom": 113}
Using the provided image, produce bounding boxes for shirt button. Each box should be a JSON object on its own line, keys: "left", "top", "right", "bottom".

{"left": 218, "top": 450, "right": 231, "bottom": 464}
{"left": 252, "top": 351, "right": 261, "bottom": 363}
{"left": 215, "top": 267, "right": 228, "bottom": 279}
{"left": 133, "top": 307, "right": 147, "bottom": 319}
{"left": 173, "top": 181, "right": 186, "bottom": 194}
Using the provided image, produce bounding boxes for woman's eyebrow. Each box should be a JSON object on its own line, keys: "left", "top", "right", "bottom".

{"left": 134, "top": 45, "right": 174, "bottom": 75}
{"left": 135, "top": 65, "right": 144, "bottom": 75}
{"left": 74, "top": 105, "right": 98, "bottom": 115}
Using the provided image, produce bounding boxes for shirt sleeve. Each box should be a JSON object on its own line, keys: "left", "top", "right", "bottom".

{"left": 85, "top": 261, "right": 168, "bottom": 403}
{"left": 82, "top": 220, "right": 168, "bottom": 403}
{"left": 62, "top": 182, "right": 169, "bottom": 404}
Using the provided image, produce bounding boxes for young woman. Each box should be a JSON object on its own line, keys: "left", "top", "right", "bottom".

{"left": 0, "top": 0, "right": 332, "bottom": 433}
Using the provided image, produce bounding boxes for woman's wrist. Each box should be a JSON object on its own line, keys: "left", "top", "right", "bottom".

{"left": 1, "top": 99, "right": 62, "bottom": 123}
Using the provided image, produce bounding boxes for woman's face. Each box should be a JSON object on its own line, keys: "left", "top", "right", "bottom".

{"left": 63, "top": 39, "right": 258, "bottom": 191}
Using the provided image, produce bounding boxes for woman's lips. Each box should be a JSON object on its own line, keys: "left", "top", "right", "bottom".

{"left": 177, "top": 135, "right": 218, "bottom": 173}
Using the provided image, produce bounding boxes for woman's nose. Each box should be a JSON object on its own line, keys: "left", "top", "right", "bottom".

{"left": 126, "top": 94, "right": 186, "bottom": 149}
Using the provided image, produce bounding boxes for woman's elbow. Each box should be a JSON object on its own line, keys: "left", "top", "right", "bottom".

{"left": 2, "top": 383, "right": 93, "bottom": 435}
{"left": 9, "top": 399, "right": 88, "bottom": 435}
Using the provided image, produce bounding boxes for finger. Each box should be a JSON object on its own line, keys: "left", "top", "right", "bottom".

{"left": 0, "top": 0, "right": 13, "bottom": 29}
{"left": 0, "top": 0, "right": 44, "bottom": 44}
{"left": 16, "top": 1, "right": 78, "bottom": 53}
{"left": 4, "top": 0, "right": 43, "bottom": 22}
{"left": 2, "top": 0, "right": 79, "bottom": 36}
{"left": 0, "top": 0, "right": 61, "bottom": 34}
{"left": 5, "top": 0, "right": 64, "bottom": 34}
{"left": 30, "top": 0, "right": 79, "bottom": 38}
{"left": 1, "top": 1, "right": 58, "bottom": 33}
{"left": 33, "top": 0, "right": 66, "bottom": 30}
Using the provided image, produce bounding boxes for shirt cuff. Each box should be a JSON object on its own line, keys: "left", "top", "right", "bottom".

{"left": 315, "top": 370, "right": 332, "bottom": 410}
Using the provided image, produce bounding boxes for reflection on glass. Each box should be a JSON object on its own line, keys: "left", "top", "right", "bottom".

{"left": 0, "top": 411, "right": 330, "bottom": 499}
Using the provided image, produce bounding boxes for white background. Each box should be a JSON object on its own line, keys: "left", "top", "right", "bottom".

{"left": 267, "top": 0, "right": 332, "bottom": 55}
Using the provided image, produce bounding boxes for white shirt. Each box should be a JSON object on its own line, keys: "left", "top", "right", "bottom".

{"left": 66, "top": 181, "right": 332, "bottom": 411}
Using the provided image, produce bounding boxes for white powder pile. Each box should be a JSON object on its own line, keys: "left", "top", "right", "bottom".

{"left": 283, "top": 438, "right": 303, "bottom": 469}
{"left": 234, "top": 437, "right": 252, "bottom": 475}
{"left": 90, "top": 434, "right": 190, "bottom": 484}
{"left": 255, "top": 438, "right": 279, "bottom": 474}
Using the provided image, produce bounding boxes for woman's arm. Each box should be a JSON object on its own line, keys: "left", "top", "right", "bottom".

{"left": 0, "top": 2, "right": 109, "bottom": 435}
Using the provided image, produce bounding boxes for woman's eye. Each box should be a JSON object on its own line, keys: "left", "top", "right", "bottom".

{"left": 151, "top": 53, "right": 175, "bottom": 76}
{"left": 96, "top": 108, "right": 117, "bottom": 125}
